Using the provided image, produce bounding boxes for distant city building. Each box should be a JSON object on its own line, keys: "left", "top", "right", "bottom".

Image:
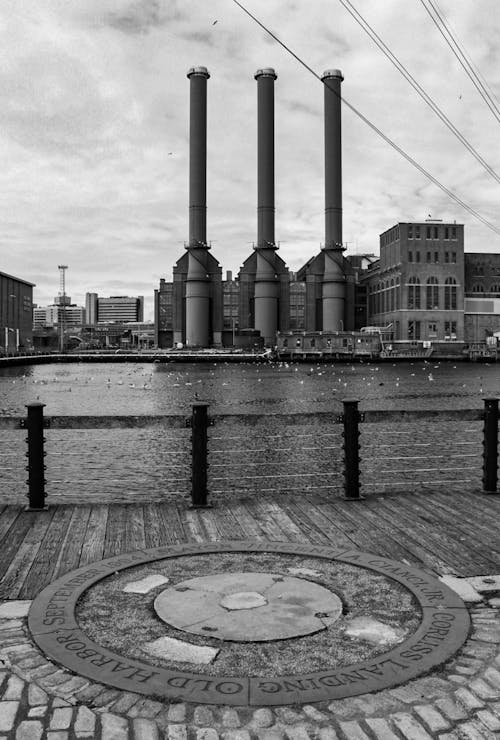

{"left": 33, "top": 296, "right": 85, "bottom": 329}
{"left": 85, "top": 293, "right": 98, "bottom": 325}
{"left": 463, "top": 253, "right": 500, "bottom": 341}
{"left": 90, "top": 295, "right": 144, "bottom": 323}
{"left": 1, "top": 270, "right": 35, "bottom": 352}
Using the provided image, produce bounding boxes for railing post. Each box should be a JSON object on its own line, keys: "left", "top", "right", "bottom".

{"left": 342, "top": 398, "right": 363, "bottom": 500}
{"left": 190, "top": 402, "right": 211, "bottom": 508}
{"left": 24, "top": 402, "right": 48, "bottom": 511}
{"left": 483, "top": 397, "right": 499, "bottom": 494}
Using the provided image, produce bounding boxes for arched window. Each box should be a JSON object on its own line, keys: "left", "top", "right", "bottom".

{"left": 444, "top": 277, "right": 457, "bottom": 310}
{"left": 426, "top": 276, "right": 439, "bottom": 309}
{"left": 408, "top": 277, "right": 420, "bottom": 309}
{"left": 490, "top": 284, "right": 500, "bottom": 294}
{"left": 390, "top": 278, "right": 395, "bottom": 311}
{"left": 472, "top": 284, "right": 485, "bottom": 293}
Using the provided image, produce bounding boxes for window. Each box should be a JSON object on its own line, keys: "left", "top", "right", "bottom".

{"left": 428, "top": 322, "right": 438, "bottom": 337}
{"left": 426, "top": 226, "right": 431, "bottom": 239}
{"left": 408, "top": 250, "right": 413, "bottom": 262}
{"left": 444, "top": 227, "right": 449, "bottom": 240}
{"left": 444, "top": 277, "right": 457, "bottom": 310}
{"left": 472, "top": 284, "right": 485, "bottom": 293}
{"left": 408, "top": 277, "right": 421, "bottom": 309}
{"left": 283, "top": 338, "right": 288, "bottom": 347}
{"left": 451, "top": 226, "right": 457, "bottom": 239}
{"left": 433, "top": 226, "right": 438, "bottom": 239}
{"left": 408, "top": 225, "right": 413, "bottom": 239}
{"left": 426, "top": 277, "right": 439, "bottom": 309}
{"left": 310, "top": 338, "right": 316, "bottom": 348}
{"left": 426, "top": 251, "right": 431, "bottom": 263}
{"left": 445, "top": 252, "right": 449, "bottom": 263}
{"left": 434, "top": 251, "right": 439, "bottom": 263}
{"left": 408, "top": 320, "right": 421, "bottom": 340}
{"left": 415, "top": 226, "right": 421, "bottom": 239}
{"left": 451, "top": 252, "right": 457, "bottom": 263}
{"left": 491, "top": 284, "right": 500, "bottom": 294}
{"left": 416, "top": 251, "right": 421, "bottom": 263}
{"left": 390, "top": 279, "right": 395, "bottom": 311}
{"left": 444, "top": 320, "right": 457, "bottom": 337}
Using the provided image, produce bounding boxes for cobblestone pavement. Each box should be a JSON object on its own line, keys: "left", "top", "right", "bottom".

{"left": 2, "top": 598, "right": 500, "bottom": 740}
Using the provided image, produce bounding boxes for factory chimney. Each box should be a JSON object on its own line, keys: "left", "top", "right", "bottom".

{"left": 185, "top": 66, "right": 211, "bottom": 347}
{"left": 254, "top": 68, "right": 279, "bottom": 345}
{"left": 321, "top": 69, "right": 346, "bottom": 332}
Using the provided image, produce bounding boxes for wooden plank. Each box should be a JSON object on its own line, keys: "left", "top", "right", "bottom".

{"left": 103, "top": 504, "right": 129, "bottom": 558}
{"left": 0, "top": 510, "right": 55, "bottom": 599}
{"left": 209, "top": 503, "right": 247, "bottom": 541}
{"left": 221, "top": 502, "right": 265, "bottom": 539}
{"left": 341, "top": 498, "right": 445, "bottom": 575}
{"left": 293, "top": 498, "right": 358, "bottom": 550}
{"left": 52, "top": 506, "right": 92, "bottom": 578}
{"left": 253, "top": 499, "right": 307, "bottom": 543}
{"left": 0, "top": 506, "right": 23, "bottom": 547}
{"left": 124, "top": 505, "right": 146, "bottom": 551}
{"left": 196, "top": 509, "right": 222, "bottom": 542}
{"left": 393, "top": 493, "right": 498, "bottom": 573}
{"left": 244, "top": 499, "right": 289, "bottom": 542}
{"left": 19, "top": 506, "right": 75, "bottom": 598}
{"left": 429, "top": 492, "right": 500, "bottom": 561}
{"left": 142, "top": 503, "right": 164, "bottom": 548}
{"left": 378, "top": 496, "right": 490, "bottom": 575}
{"left": 0, "top": 510, "right": 39, "bottom": 585}
{"left": 143, "top": 504, "right": 187, "bottom": 547}
{"left": 179, "top": 508, "right": 206, "bottom": 543}
{"left": 277, "top": 501, "right": 332, "bottom": 545}
{"left": 78, "top": 505, "right": 108, "bottom": 566}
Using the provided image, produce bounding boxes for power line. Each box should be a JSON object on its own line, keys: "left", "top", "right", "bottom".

{"left": 419, "top": 0, "right": 500, "bottom": 125}
{"left": 231, "top": 0, "right": 500, "bottom": 237}
{"left": 338, "top": 0, "right": 500, "bottom": 185}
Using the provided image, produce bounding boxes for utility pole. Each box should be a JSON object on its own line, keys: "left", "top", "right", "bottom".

{"left": 58, "top": 265, "right": 68, "bottom": 353}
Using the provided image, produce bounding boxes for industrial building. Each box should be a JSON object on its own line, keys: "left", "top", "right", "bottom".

{"left": 154, "top": 66, "right": 500, "bottom": 352}
{"left": 0, "top": 270, "right": 35, "bottom": 353}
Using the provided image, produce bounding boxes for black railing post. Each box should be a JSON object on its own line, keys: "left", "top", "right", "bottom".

{"left": 342, "top": 398, "right": 363, "bottom": 500}
{"left": 190, "top": 402, "right": 211, "bottom": 508}
{"left": 483, "top": 397, "right": 499, "bottom": 494}
{"left": 24, "top": 402, "right": 48, "bottom": 511}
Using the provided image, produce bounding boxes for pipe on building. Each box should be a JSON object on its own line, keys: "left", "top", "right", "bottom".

{"left": 254, "top": 68, "right": 279, "bottom": 345}
{"left": 322, "top": 69, "right": 346, "bottom": 332}
{"left": 186, "top": 66, "right": 210, "bottom": 347}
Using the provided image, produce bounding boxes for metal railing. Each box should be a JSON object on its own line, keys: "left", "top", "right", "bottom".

{"left": 0, "top": 399, "right": 497, "bottom": 509}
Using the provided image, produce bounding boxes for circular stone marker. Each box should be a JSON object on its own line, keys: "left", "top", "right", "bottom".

{"left": 154, "top": 571, "right": 343, "bottom": 641}
{"left": 28, "top": 542, "right": 471, "bottom": 707}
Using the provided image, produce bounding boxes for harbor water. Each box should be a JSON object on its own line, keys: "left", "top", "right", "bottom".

{"left": 0, "top": 360, "right": 498, "bottom": 504}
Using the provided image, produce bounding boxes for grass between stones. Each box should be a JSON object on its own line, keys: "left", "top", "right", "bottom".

{"left": 76, "top": 552, "right": 420, "bottom": 677}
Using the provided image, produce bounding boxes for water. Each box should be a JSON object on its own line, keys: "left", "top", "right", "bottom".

{"left": 0, "top": 360, "right": 496, "bottom": 504}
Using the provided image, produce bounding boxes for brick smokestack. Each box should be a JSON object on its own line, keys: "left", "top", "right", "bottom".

{"left": 185, "top": 66, "right": 210, "bottom": 347}
{"left": 321, "top": 69, "right": 346, "bottom": 332}
{"left": 254, "top": 68, "right": 279, "bottom": 345}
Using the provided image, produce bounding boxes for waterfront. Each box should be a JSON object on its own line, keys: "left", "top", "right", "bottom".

{"left": 0, "top": 360, "right": 496, "bottom": 504}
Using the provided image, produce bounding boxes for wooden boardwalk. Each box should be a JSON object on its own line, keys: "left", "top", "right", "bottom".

{"left": 1, "top": 488, "right": 499, "bottom": 600}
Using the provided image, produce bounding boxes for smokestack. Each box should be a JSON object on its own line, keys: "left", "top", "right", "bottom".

{"left": 321, "top": 69, "right": 346, "bottom": 332}
{"left": 185, "top": 66, "right": 210, "bottom": 347}
{"left": 254, "top": 68, "right": 279, "bottom": 345}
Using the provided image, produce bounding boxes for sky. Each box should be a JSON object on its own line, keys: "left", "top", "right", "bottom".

{"left": 1, "top": 0, "right": 500, "bottom": 320}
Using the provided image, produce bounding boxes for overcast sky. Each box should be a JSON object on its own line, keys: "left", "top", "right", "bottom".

{"left": 1, "top": 0, "right": 500, "bottom": 319}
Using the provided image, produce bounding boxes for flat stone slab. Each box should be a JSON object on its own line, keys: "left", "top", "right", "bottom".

{"left": 154, "top": 571, "right": 343, "bottom": 641}
{"left": 142, "top": 636, "right": 219, "bottom": 664}
{"left": 0, "top": 600, "right": 32, "bottom": 618}
{"left": 343, "top": 617, "right": 405, "bottom": 646}
{"left": 466, "top": 574, "right": 500, "bottom": 592}
{"left": 123, "top": 574, "right": 169, "bottom": 594}
{"left": 440, "top": 575, "right": 483, "bottom": 603}
{"left": 28, "top": 541, "right": 471, "bottom": 706}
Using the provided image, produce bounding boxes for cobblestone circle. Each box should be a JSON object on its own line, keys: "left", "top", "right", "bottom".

{"left": 2, "top": 599, "right": 500, "bottom": 739}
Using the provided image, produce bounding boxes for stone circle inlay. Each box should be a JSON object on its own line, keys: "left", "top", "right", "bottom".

{"left": 28, "top": 541, "right": 471, "bottom": 706}
{"left": 154, "top": 571, "right": 343, "bottom": 641}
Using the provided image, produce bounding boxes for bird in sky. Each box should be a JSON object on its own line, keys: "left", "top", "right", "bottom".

{"left": 212, "top": 20, "right": 218, "bottom": 25}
